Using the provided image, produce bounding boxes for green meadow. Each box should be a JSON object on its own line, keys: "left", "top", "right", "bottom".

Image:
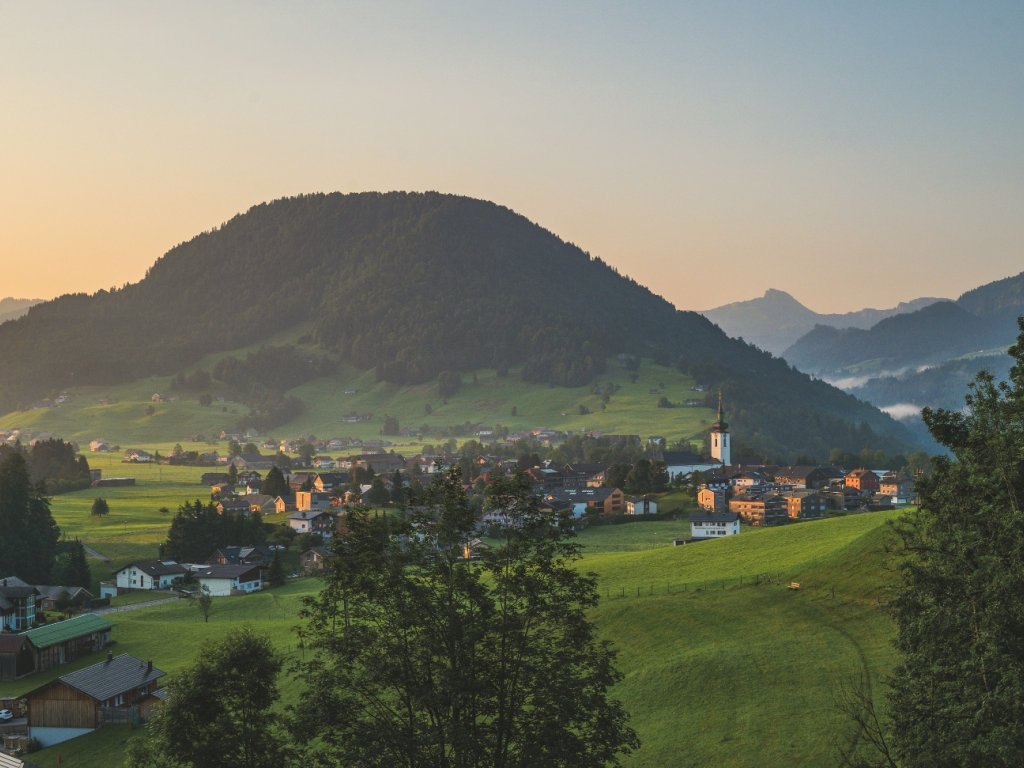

{"left": 16, "top": 511, "right": 901, "bottom": 768}
{"left": 0, "top": 355, "right": 714, "bottom": 452}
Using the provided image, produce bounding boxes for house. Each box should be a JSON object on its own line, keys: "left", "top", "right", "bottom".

{"left": 300, "top": 546, "right": 335, "bottom": 575}
{"left": 690, "top": 511, "right": 741, "bottom": 539}
{"left": 661, "top": 450, "right": 721, "bottom": 482}
{"left": 207, "top": 545, "right": 274, "bottom": 568}
{"left": 215, "top": 499, "right": 252, "bottom": 516}
{"left": 313, "top": 472, "right": 350, "bottom": 492}
{"left": 274, "top": 494, "right": 297, "bottom": 514}
{"left": 22, "top": 614, "right": 112, "bottom": 675}
{"left": 200, "top": 472, "right": 231, "bottom": 486}
{"left": 773, "top": 465, "right": 844, "bottom": 490}
{"left": 0, "top": 582, "right": 36, "bottom": 632}
{"left": 288, "top": 510, "right": 336, "bottom": 538}
{"left": 239, "top": 494, "right": 276, "bottom": 515}
{"left": 625, "top": 496, "right": 658, "bottom": 515}
{"left": 782, "top": 491, "right": 828, "bottom": 520}
{"left": 880, "top": 473, "right": 916, "bottom": 503}
{"left": 729, "top": 493, "right": 788, "bottom": 526}
{"left": 845, "top": 468, "right": 881, "bottom": 494}
{"left": 295, "top": 491, "right": 332, "bottom": 512}
{"left": 542, "top": 487, "right": 626, "bottom": 518}
{"left": 194, "top": 565, "right": 262, "bottom": 597}
{"left": 0, "top": 635, "right": 33, "bottom": 681}
{"left": 33, "top": 585, "right": 94, "bottom": 612}
{"left": 560, "top": 463, "right": 606, "bottom": 490}
{"left": 697, "top": 487, "right": 727, "bottom": 512}
{"left": 25, "top": 653, "right": 164, "bottom": 747}
{"left": 113, "top": 561, "right": 188, "bottom": 591}
{"left": 524, "top": 466, "right": 563, "bottom": 491}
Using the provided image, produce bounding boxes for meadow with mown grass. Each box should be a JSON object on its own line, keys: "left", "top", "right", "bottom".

{"left": 0, "top": 354, "right": 714, "bottom": 453}
{"left": 16, "top": 510, "right": 901, "bottom": 768}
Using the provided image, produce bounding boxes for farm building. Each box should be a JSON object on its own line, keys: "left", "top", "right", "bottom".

{"left": 25, "top": 653, "right": 164, "bottom": 747}
{"left": 23, "top": 614, "right": 112, "bottom": 674}
{"left": 0, "top": 635, "right": 33, "bottom": 681}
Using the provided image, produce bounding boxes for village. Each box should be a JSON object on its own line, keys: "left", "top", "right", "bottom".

{"left": 0, "top": 396, "right": 920, "bottom": 760}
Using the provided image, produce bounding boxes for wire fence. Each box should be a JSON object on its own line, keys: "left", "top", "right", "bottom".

{"left": 599, "top": 572, "right": 801, "bottom": 600}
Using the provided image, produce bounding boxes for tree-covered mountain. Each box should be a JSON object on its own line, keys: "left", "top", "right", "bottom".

{"left": 702, "top": 288, "right": 942, "bottom": 356}
{"left": 783, "top": 271, "right": 1024, "bottom": 375}
{"left": 0, "top": 297, "right": 42, "bottom": 325}
{"left": 0, "top": 192, "right": 918, "bottom": 459}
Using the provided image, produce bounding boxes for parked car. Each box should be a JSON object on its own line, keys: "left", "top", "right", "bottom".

{"left": 0, "top": 709, "right": 13, "bottom": 721}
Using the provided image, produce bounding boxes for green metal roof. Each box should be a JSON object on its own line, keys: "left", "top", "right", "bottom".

{"left": 22, "top": 613, "right": 111, "bottom": 648}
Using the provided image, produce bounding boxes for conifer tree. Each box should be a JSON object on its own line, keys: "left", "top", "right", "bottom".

{"left": 883, "top": 318, "right": 1024, "bottom": 767}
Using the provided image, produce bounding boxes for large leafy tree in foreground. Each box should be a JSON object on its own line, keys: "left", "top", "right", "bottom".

{"left": 293, "top": 469, "right": 638, "bottom": 767}
{"left": 125, "top": 627, "right": 284, "bottom": 768}
{"left": 884, "top": 318, "right": 1024, "bottom": 766}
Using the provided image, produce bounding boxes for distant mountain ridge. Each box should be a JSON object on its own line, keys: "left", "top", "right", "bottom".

{"left": 702, "top": 289, "right": 942, "bottom": 355}
{"left": 0, "top": 192, "right": 917, "bottom": 459}
{"left": 0, "top": 297, "right": 42, "bottom": 325}
{"left": 784, "top": 271, "right": 1024, "bottom": 375}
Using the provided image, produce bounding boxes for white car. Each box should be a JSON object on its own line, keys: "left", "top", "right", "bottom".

{"left": 0, "top": 709, "right": 13, "bottom": 721}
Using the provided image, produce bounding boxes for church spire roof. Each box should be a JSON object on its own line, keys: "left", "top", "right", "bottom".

{"left": 711, "top": 390, "right": 728, "bottom": 432}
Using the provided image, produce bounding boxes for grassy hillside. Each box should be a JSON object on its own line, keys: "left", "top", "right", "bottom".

{"left": 16, "top": 510, "right": 901, "bottom": 768}
{"left": 1, "top": 355, "right": 715, "bottom": 451}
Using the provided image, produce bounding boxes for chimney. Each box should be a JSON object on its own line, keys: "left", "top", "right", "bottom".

{"left": 147, "top": 659, "right": 153, "bottom": 674}
{"left": 106, "top": 651, "right": 114, "bottom": 664}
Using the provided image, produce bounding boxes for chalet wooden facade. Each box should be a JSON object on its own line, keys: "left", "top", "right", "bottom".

{"left": 25, "top": 653, "right": 164, "bottom": 746}
{"left": 0, "top": 635, "right": 33, "bottom": 681}
{"left": 24, "top": 615, "right": 112, "bottom": 674}
{"left": 0, "top": 615, "right": 111, "bottom": 681}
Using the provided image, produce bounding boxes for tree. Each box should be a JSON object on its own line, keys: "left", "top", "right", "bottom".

{"left": 292, "top": 468, "right": 638, "bottom": 766}
{"left": 389, "top": 469, "right": 405, "bottom": 506}
{"left": 298, "top": 443, "right": 317, "bottom": 466}
{"left": 195, "top": 585, "right": 213, "bottom": 623}
{"left": 268, "top": 550, "right": 285, "bottom": 588}
{"left": 0, "top": 452, "right": 60, "bottom": 583}
{"left": 51, "top": 540, "right": 91, "bottom": 589}
{"left": 878, "top": 319, "right": 1024, "bottom": 767}
{"left": 365, "top": 476, "right": 387, "bottom": 506}
{"left": 90, "top": 497, "right": 110, "bottom": 516}
{"left": 125, "top": 627, "right": 284, "bottom": 768}
{"left": 263, "top": 466, "right": 289, "bottom": 498}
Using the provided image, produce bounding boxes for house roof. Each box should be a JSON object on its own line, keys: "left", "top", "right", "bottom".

{"left": 0, "top": 634, "right": 30, "bottom": 653}
{"left": 0, "top": 576, "right": 32, "bottom": 588}
{"left": 690, "top": 511, "right": 740, "bottom": 524}
{"left": 196, "top": 564, "right": 262, "bottom": 580}
{"left": 288, "top": 510, "right": 333, "bottom": 521}
{"left": 302, "top": 546, "right": 334, "bottom": 559}
{"left": 115, "top": 560, "right": 188, "bottom": 578}
{"left": 34, "top": 585, "right": 93, "bottom": 602}
{"left": 52, "top": 653, "right": 164, "bottom": 702}
{"left": 22, "top": 613, "right": 111, "bottom": 649}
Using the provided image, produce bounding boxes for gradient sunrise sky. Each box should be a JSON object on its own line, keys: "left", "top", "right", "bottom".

{"left": 2, "top": 1, "right": 1022, "bottom": 313}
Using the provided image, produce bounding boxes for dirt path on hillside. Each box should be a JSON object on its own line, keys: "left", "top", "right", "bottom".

{"left": 91, "top": 595, "right": 179, "bottom": 615}
{"left": 81, "top": 543, "right": 111, "bottom": 565}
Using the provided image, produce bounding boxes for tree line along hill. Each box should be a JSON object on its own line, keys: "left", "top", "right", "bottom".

{"left": 0, "top": 191, "right": 917, "bottom": 461}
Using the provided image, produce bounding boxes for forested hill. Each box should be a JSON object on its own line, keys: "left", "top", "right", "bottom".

{"left": 784, "top": 270, "right": 1024, "bottom": 374}
{"left": 0, "top": 192, "right": 916, "bottom": 457}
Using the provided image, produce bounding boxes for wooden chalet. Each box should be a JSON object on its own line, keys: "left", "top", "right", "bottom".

{"left": 25, "top": 653, "right": 164, "bottom": 746}
{"left": 0, "top": 635, "right": 33, "bottom": 681}
{"left": 22, "top": 614, "right": 112, "bottom": 674}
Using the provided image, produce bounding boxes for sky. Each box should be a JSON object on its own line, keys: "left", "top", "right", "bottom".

{"left": 2, "top": 1, "right": 1022, "bottom": 313}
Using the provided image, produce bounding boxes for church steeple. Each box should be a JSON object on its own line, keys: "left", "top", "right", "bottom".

{"left": 710, "top": 389, "right": 730, "bottom": 466}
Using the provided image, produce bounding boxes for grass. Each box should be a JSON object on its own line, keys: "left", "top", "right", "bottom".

{"left": 22, "top": 511, "right": 902, "bottom": 768}
{"left": 0, "top": 355, "right": 714, "bottom": 453}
